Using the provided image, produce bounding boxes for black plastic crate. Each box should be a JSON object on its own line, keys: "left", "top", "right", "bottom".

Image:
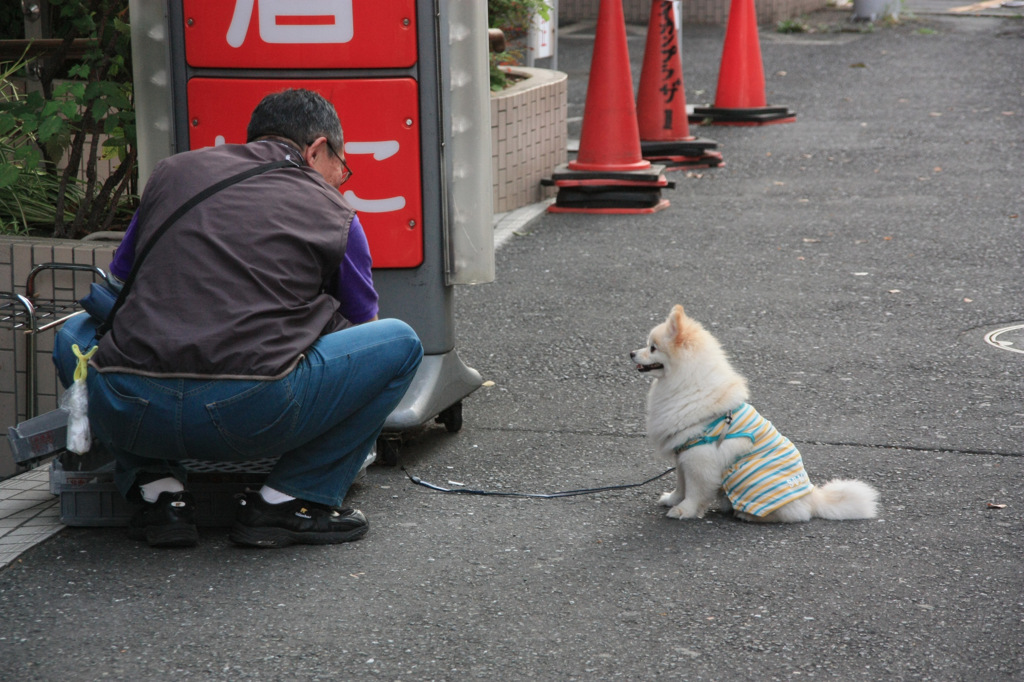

{"left": 50, "top": 451, "right": 273, "bottom": 527}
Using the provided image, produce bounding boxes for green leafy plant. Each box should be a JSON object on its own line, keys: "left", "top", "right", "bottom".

{"left": 489, "top": 0, "right": 552, "bottom": 91}
{"left": 0, "top": 55, "right": 83, "bottom": 235}
{"left": 0, "top": 0, "right": 136, "bottom": 238}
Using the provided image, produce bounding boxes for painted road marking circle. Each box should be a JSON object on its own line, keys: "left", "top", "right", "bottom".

{"left": 984, "top": 324, "right": 1024, "bottom": 354}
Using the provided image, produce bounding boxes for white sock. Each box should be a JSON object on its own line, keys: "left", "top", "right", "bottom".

{"left": 260, "top": 485, "right": 296, "bottom": 505}
{"left": 140, "top": 477, "right": 184, "bottom": 503}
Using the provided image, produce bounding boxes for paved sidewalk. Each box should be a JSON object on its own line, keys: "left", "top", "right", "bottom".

{"left": 1, "top": 6, "right": 1021, "bottom": 681}
{"left": 907, "top": 0, "right": 1024, "bottom": 15}
{"left": 2, "top": 0, "right": 1020, "bottom": 573}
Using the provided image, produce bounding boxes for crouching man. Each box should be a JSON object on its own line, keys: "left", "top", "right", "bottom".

{"left": 83, "top": 89, "right": 422, "bottom": 548}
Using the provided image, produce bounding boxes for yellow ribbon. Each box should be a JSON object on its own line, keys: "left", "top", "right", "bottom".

{"left": 71, "top": 344, "right": 98, "bottom": 383}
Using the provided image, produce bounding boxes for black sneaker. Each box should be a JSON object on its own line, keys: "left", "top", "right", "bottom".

{"left": 127, "top": 491, "right": 199, "bottom": 548}
{"left": 229, "top": 492, "right": 368, "bottom": 548}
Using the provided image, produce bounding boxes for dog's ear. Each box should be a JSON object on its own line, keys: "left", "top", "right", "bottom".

{"left": 666, "top": 305, "right": 685, "bottom": 345}
{"left": 669, "top": 305, "right": 686, "bottom": 328}
{"left": 668, "top": 305, "right": 699, "bottom": 349}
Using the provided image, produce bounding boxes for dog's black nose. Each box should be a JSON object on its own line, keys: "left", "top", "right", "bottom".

{"left": 629, "top": 351, "right": 636, "bottom": 360}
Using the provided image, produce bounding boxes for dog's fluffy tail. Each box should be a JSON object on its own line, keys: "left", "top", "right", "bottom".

{"left": 806, "top": 479, "right": 879, "bottom": 520}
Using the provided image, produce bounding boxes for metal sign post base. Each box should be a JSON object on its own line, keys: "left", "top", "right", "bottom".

{"left": 383, "top": 350, "right": 482, "bottom": 434}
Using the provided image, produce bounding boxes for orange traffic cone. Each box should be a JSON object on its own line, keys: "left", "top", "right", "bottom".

{"left": 689, "top": 0, "right": 795, "bottom": 126}
{"left": 637, "top": 0, "right": 723, "bottom": 169}
{"left": 549, "top": 0, "right": 671, "bottom": 214}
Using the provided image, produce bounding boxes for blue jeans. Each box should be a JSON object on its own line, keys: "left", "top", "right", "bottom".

{"left": 85, "top": 319, "right": 422, "bottom": 507}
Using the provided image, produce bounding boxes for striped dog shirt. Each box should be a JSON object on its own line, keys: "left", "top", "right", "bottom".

{"left": 674, "top": 403, "right": 813, "bottom": 517}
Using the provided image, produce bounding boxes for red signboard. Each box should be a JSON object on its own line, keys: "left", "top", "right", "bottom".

{"left": 187, "top": 77, "right": 423, "bottom": 268}
{"left": 182, "top": 0, "right": 418, "bottom": 69}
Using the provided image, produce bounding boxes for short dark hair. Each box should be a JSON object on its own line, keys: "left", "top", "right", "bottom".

{"left": 246, "top": 88, "right": 344, "bottom": 150}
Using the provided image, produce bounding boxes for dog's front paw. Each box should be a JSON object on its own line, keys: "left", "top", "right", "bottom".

{"left": 666, "top": 501, "right": 704, "bottom": 519}
{"left": 658, "top": 490, "right": 684, "bottom": 507}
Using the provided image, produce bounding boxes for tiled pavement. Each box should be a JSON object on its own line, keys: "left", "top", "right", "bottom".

{"left": 0, "top": 467, "right": 61, "bottom": 570}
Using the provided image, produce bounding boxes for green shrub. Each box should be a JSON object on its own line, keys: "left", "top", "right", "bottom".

{"left": 0, "top": 0, "right": 136, "bottom": 238}
{"left": 489, "top": 0, "right": 552, "bottom": 91}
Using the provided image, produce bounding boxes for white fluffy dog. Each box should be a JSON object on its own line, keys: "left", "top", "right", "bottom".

{"left": 631, "top": 305, "right": 879, "bottom": 523}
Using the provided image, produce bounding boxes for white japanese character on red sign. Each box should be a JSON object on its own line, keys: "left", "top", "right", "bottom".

{"left": 227, "top": 0, "right": 354, "bottom": 48}
{"left": 343, "top": 140, "right": 406, "bottom": 213}
{"left": 213, "top": 135, "right": 406, "bottom": 213}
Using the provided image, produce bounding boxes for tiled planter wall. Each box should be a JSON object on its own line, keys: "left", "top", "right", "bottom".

{"left": 0, "top": 237, "right": 116, "bottom": 479}
{"left": 491, "top": 67, "right": 568, "bottom": 214}
{"left": 559, "top": 0, "right": 828, "bottom": 24}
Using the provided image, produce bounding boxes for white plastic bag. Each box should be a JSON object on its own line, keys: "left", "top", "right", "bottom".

{"left": 61, "top": 343, "right": 97, "bottom": 454}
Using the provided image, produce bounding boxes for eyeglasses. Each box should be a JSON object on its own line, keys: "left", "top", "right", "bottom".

{"left": 309, "top": 137, "right": 354, "bottom": 186}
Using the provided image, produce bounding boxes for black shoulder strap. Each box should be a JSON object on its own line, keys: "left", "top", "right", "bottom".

{"left": 97, "top": 158, "right": 297, "bottom": 337}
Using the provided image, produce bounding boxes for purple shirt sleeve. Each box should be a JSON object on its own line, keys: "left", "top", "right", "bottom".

{"left": 108, "top": 211, "right": 139, "bottom": 281}
{"left": 334, "top": 214, "right": 379, "bottom": 323}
